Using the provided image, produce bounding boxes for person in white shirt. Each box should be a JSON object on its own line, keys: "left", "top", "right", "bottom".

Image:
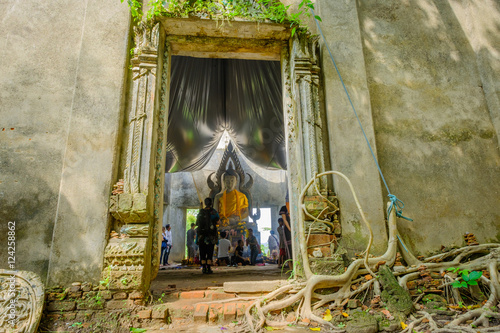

{"left": 217, "top": 231, "right": 231, "bottom": 266}
{"left": 161, "top": 224, "right": 173, "bottom": 266}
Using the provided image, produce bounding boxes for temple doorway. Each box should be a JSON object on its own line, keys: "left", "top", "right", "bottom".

{"left": 156, "top": 54, "right": 289, "bottom": 283}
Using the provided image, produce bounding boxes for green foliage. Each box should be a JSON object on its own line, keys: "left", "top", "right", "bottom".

{"left": 99, "top": 266, "right": 112, "bottom": 289}
{"left": 121, "top": 0, "right": 322, "bottom": 37}
{"left": 447, "top": 268, "right": 483, "bottom": 288}
{"left": 130, "top": 328, "right": 147, "bottom": 333}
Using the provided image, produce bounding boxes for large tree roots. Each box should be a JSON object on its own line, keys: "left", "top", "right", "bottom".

{"left": 242, "top": 172, "right": 500, "bottom": 332}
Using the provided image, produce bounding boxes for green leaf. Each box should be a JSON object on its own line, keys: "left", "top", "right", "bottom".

{"left": 460, "top": 281, "right": 468, "bottom": 288}
{"left": 468, "top": 280, "right": 478, "bottom": 286}
{"left": 314, "top": 15, "right": 322, "bottom": 21}
{"left": 462, "top": 272, "right": 470, "bottom": 282}
{"left": 469, "top": 271, "right": 483, "bottom": 281}
{"left": 291, "top": 27, "right": 296, "bottom": 37}
{"left": 447, "top": 267, "right": 459, "bottom": 272}
{"left": 130, "top": 328, "right": 147, "bottom": 333}
{"left": 451, "top": 281, "right": 462, "bottom": 288}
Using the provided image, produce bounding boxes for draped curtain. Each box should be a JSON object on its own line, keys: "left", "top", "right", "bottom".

{"left": 165, "top": 56, "right": 286, "bottom": 172}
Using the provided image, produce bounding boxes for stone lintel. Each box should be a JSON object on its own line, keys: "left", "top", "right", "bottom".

{"left": 167, "top": 35, "right": 284, "bottom": 60}
{"left": 161, "top": 17, "right": 290, "bottom": 40}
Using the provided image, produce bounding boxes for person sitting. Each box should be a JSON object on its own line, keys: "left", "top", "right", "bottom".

{"left": 214, "top": 166, "right": 249, "bottom": 226}
{"left": 217, "top": 231, "right": 231, "bottom": 266}
{"left": 231, "top": 239, "right": 246, "bottom": 266}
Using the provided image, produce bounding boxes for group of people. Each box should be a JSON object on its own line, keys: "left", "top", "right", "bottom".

{"left": 161, "top": 199, "right": 293, "bottom": 273}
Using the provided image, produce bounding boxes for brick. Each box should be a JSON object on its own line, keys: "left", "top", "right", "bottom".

{"left": 152, "top": 304, "right": 169, "bottom": 320}
{"left": 46, "top": 301, "right": 76, "bottom": 312}
{"left": 76, "top": 299, "right": 104, "bottom": 310}
{"left": 70, "top": 285, "right": 81, "bottom": 293}
{"left": 209, "top": 303, "right": 223, "bottom": 322}
{"left": 134, "top": 299, "right": 145, "bottom": 306}
{"left": 138, "top": 309, "right": 152, "bottom": 319}
{"left": 100, "top": 290, "right": 112, "bottom": 300}
{"left": 113, "top": 292, "right": 128, "bottom": 300}
{"left": 129, "top": 290, "right": 144, "bottom": 299}
{"left": 46, "top": 314, "right": 61, "bottom": 320}
{"left": 62, "top": 312, "right": 76, "bottom": 320}
{"left": 47, "top": 292, "right": 66, "bottom": 301}
{"left": 69, "top": 291, "right": 82, "bottom": 299}
{"left": 105, "top": 300, "right": 128, "bottom": 310}
{"left": 236, "top": 302, "right": 249, "bottom": 318}
{"left": 212, "top": 292, "right": 236, "bottom": 301}
{"left": 208, "top": 308, "right": 218, "bottom": 322}
{"left": 81, "top": 283, "right": 93, "bottom": 292}
{"left": 181, "top": 304, "right": 194, "bottom": 312}
{"left": 223, "top": 302, "right": 236, "bottom": 322}
{"left": 193, "top": 303, "right": 209, "bottom": 323}
{"left": 179, "top": 290, "right": 205, "bottom": 299}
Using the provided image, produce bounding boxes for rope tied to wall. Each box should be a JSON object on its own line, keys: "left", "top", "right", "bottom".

{"left": 310, "top": 8, "right": 412, "bottom": 222}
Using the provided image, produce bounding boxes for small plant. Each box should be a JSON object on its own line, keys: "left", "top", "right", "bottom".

{"left": 71, "top": 322, "right": 83, "bottom": 328}
{"left": 100, "top": 266, "right": 112, "bottom": 289}
{"left": 121, "top": 277, "right": 129, "bottom": 286}
{"left": 447, "top": 268, "right": 483, "bottom": 288}
{"left": 130, "top": 328, "right": 147, "bottom": 333}
{"left": 337, "top": 322, "right": 346, "bottom": 328}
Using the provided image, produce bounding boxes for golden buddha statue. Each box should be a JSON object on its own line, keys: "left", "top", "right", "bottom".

{"left": 214, "top": 171, "right": 249, "bottom": 226}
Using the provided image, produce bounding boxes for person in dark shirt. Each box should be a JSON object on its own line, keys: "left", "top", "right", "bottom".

{"left": 246, "top": 228, "right": 260, "bottom": 266}
{"left": 279, "top": 205, "right": 293, "bottom": 270}
{"left": 196, "top": 198, "right": 219, "bottom": 274}
{"left": 231, "top": 239, "right": 246, "bottom": 266}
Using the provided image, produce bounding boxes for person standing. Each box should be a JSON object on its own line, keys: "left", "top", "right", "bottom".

{"left": 186, "top": 223, "right": 196, "bottom": 261}
{"left": 196, "top": 198, "right": 219, "bottom": 274}
{"left": 162, "top": 224, "right": 172, "bottom": 266}
{"left": 268, "top": 230, "right": 279, "bottom": 262}
{"left": 246, "top": 228, "right": 260, "bottom": 266}
{"left": 277, "top": 218, "right": 286, "bottom": 267}
{"left": 279, "top": 205, "right": 293, "bottom": 270}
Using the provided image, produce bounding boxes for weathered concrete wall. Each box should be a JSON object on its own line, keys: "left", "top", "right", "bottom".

{"left": 164, "top": 148, "right": 287, "bottom": 261}
{"left": 0, "top": 0, "right": 129, "bottom": 284}
{"left": 336, "top": 0, "right": 499, "bottom": 254}
{"left": 313, "top": 0, "right": 387, "bottom": 255}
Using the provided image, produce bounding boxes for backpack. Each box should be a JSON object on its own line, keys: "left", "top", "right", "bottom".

{"left": 196, "top": 208, "right": 211, "bottom": 233}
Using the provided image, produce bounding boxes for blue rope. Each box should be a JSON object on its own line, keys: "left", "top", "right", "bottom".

{"left": 310, "top": 8, "right": 412, "bottom": 221}
{"left": 388, "top": 194, "right": 413, "bottom": 221}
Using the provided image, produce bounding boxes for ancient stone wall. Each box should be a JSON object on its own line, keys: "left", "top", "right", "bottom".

{"left": 313, "top": 0, "right": 500, "bottom": 254}
{"left": 0, "top": 0, "right": 130, "bottom": 285}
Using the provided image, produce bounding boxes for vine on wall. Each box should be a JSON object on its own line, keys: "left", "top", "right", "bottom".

{"left": 121, "top": 0, "right": 321, "bottom": 36}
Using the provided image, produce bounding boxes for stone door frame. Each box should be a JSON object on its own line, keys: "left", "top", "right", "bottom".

{"left": 103, "top": 17, "right": 329, "bottom": 291}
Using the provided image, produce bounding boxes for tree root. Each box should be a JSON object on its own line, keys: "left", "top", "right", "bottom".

{"left": 242, "top": 171, "right": 500, "bottom": 332}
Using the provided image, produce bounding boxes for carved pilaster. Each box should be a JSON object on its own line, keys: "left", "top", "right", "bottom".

{"left": 103, "top": 21, "right": 161, "bottom": 292}
{"left": 150, "top": 42, "right": 171, "bottom": 279}
{"left": 291, "top": 35, "right": 327, "bottom": 193}
{"left": 124, "top": 21, "right": 160, "bottom": 194}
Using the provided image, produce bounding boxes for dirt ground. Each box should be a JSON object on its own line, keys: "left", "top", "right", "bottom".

{"left": 150, "top": 263, "right": 290, "bottom": 295}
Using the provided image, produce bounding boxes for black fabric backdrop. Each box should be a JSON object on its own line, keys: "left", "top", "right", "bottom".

{"left": 165, "top": 56, "right": 286, "bottom": 172}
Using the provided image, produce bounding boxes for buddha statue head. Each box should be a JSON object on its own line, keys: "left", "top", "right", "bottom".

{"left": 222, "top": 165, "right": 239, "bottom": 192}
